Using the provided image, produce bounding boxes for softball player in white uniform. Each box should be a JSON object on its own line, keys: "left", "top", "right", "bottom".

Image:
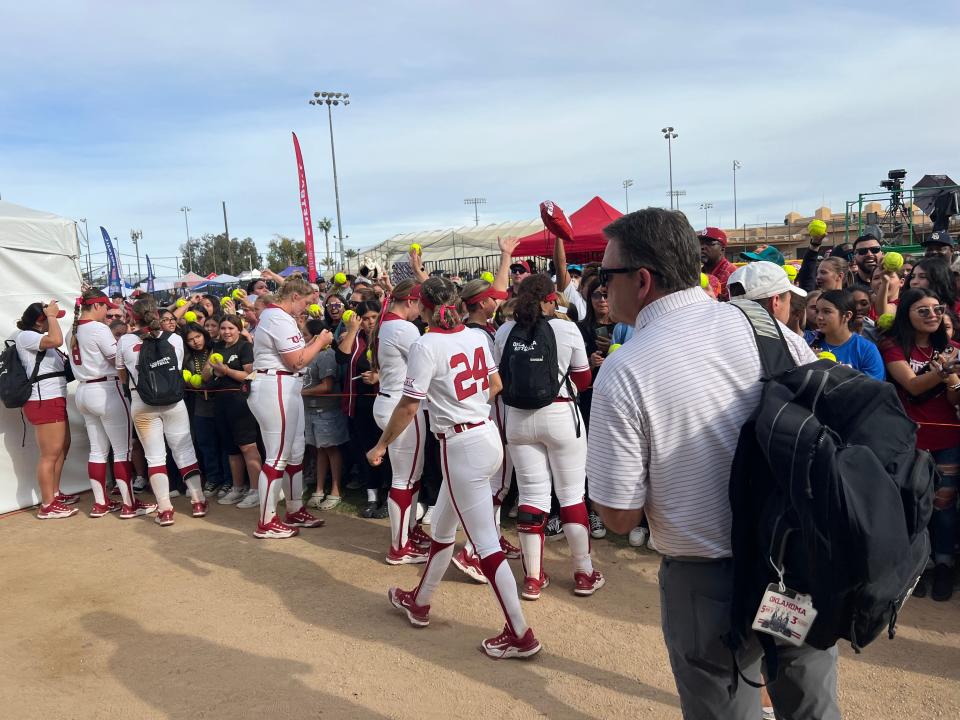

{"left": 248, "top": 276, "right": 333, "bottom": 539}
{"left": 69, "top": 289, "right": 156, "bottom": 519}
{"left": 370, "top": 280, "right": 432, "bottom": 565}
{"left": 369, "top": 277, "right": 540, "bottom": 660}
{"left": 493, "top": 275, "right": 604, "bottom": 601}
{"left": 117, "top": 298, "right": 205, "bottom": 527}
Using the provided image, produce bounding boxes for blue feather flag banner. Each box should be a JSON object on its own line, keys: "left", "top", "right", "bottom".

{"left": 100, "top": 226, "right": 123, "bottom": 296}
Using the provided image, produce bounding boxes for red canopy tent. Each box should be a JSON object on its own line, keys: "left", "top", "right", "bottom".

{"left": 512, "top": 196, "right": 623, "bottom": 260}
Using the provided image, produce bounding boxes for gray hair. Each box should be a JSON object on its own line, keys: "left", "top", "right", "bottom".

{"left": 602, "top": 208, "right": 700, "bottom": 292}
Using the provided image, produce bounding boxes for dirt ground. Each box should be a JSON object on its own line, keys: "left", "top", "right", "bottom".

{"left": 1, "top": 496, "right": 958, "bottom": 720}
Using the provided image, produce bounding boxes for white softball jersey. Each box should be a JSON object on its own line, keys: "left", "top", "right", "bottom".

{"left": 253, "top": 306, "right": 304, "bottom": 371}
{"left": 116, "top": 332, "right": 184, "bottom": 387}
{"left": 493, "top": 318, "right": 590, "bottom": 400}
{"left": 375, "top": 313, "right": 421, "bottom": 394}
{"left": 69, "top": 320, "right": 120, "bottom": 381}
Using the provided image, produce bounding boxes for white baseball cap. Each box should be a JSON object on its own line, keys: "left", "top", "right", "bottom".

{"left": 727, "top": 261, "right": 806, "bottom": 300}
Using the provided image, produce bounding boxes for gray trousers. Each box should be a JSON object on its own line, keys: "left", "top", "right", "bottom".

{"left": 659, "top": 557, "right": 840, "bottom": 720}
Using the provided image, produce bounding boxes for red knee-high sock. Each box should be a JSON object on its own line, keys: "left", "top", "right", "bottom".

{"left": 388, "top": 486, "right": 415, "bottom": 552}
{"left": 112, "top": 460, "right": 134, "bottom": 507}
{"left": 283, "top": 462, "right": 304, "bottom": 513}
{"left": 560, "top": 502, "right": 593, "bottom": 574}
{"left": 258, "top": 464, "right": 284, "bottom": 525}
{"left": 479, "top": 550, "right": 528, "bottom": 637}
{"left": 88, "top": 462, "right": 108, "bottom": 506}
{"left": 517, "top": 504, "right": 547, "bottom": 581}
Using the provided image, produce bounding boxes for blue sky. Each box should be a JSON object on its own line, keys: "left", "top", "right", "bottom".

{"left": 1, "top": 1, "right": 957, "bottom": 277}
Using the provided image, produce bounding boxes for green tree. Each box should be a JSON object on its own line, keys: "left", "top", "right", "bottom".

{"left": 317, "top": 217, "right": 333, "bottom": 272}
{"left": 344, "top": 248, "right": 359, "bottom": 273}
{"left": 178, "top": 234, "right": 261, "bottom": 276}
{"left": 266, "top": 235, "right": 307, "bottom": 272}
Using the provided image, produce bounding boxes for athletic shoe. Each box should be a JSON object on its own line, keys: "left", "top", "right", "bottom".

{"left": 521, "top": 573, "right": 550, "bottom": 601}
{"left": 387, "top": 587, "right": 430, "bottom": 627}
{"left": 628, "top": 526, "right": 649, "bottom": 547}
{"left": 480, "top": 625, "right": 542, "bottom": 660}
{"left": 306, "top": 492, "right": 325, "bottom": 509}
{"left": 120, "top": 499, "right": 158, "bottom": 519}
{"left": 507, "top": 502, "right": 519, "bottom": 519}
{"left": 386, "top": 542, "right": 429, "bottom": 566}
{"left": 154, "top": 509, "right": 175, "bottom": 526}
{"left": 132, "top": 476, "right": 148, "bottom": 493}
{"left": 202, "top": 481, "right": 220, "bottom": 497}
{"left": 318, "top": 495, "right": 341, "bottom": 511}
{"left": 416, "top": 502, "right": 426, "bottom": 521}
{"left": 359, "top": 500, "right": 378, "bottom": 519}
{"left": 373, "top": 503, "right": 390, "bottom": 519}
{"left": 499, "top": 536, "right": 521, "bottom": 560}
{"left": 573, "top": 570, "right": 606, "bottom": 596}
{"left": 217, "top": 484, "right": 230, "bottom": 499}
{"left": 108, "top": 484, "right": 121, "bottom": 498}
{"left": 90, "top": 500, "right": 122, "bottom": 518}
{"left": 452, "top": 547, "right": 489, "bottom": 584}
{"left": 54, "top": 492, "right": 79, "bottom": 505}
{"left": 931, "top": 563, "right": 955, "bottom": 602}
{"left": 191, "top": 501, "right": 209, "bottom": 518}
{"left": 254, "top": 517, "right": 299, "bottom": 539}
{"left": 218, "top": 486, "right": 246, "bottom": 506}
{"left": 545, "top": 515, "right": 564, "bottom": 542}
{"left": 409, "top": 523, "right": 432, "bottom": 550}
{"left": 236, "top": 488, "right": 260, "bottom": 509}
{"left": 37, "top": 500, "right": 78, "bottom": 519}
{"left": 284, "top": 508, "right": 325, "bottom": 528}
{"left": 589, "top": 511, "right": 607, "bottom": 539}
{"left": 422, "top": 505, "right": 435, "bottom": 525}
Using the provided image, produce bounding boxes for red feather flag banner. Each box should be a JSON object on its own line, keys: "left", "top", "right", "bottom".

{"left": 539, "top": 200, "right": 574, "bottom": 243}
{"left": 292, "top": 131, "right": 317, "bottom": 282}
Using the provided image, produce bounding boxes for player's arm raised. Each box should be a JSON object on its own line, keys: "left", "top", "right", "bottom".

{"left": 493, "top": 236, "right": 519, "bottom": 293}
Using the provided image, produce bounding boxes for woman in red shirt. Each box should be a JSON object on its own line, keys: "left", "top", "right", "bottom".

{"left": 880, "top": 287, "right": 960, "bottom": 601}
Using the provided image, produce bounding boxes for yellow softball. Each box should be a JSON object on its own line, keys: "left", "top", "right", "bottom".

{"left": 783, "top": 264, "right": 798, "bottom": 282}
{"left": 220, "top": 296, "right": 231, "bottom": 306}
{"left": 480, "top": 271, "right": 495, "bottom": 283}
{"left": 808, "top": 219, "right": 828, "bottom": 238}
{"left": 818, "top": 351, "right": 837, "bottom": 362}
{"left": 175, "top": 298, "right": 187, "bottom": 308}
{"left": 608, "top": 343, "right": 622, "bottom": 354}
{"left": 184, "top": 310, "right": 197, "bottom": 323}
{"left": 209, "top": 353, "right": 224, "bottom": 365}
{"left": 410, "top": 243, "right": 422, "bottom": 255}
{"left": 307, "top": 303, "right": 323, "bottom": 318}
{"left": 182, "top": 369, "right": 193, "bottom": 382}
{"left": 365, "top": 349, "right": 373, "bottom": 362}
{"left": 700, "top": 273, "right": 710, "bottom": 289}
{"left": 334, "top": 272, "right": 347, "bottom": 285}
{"left": 342, "top": 309, "right": 355, "bottom": 323}
{"left": 189, "top": 374, "right": 203, "bottom": 388}
{"left": 232, "top": 288, "right": 246, "bottom": 300}
{"left": 877, "top": 313, "right": 895, "bottom": 332}
{"left": 883, "top": 251, "right": 904, "bottom": 273}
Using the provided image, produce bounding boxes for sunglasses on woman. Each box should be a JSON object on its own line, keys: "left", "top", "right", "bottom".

{"left": 913, "top": 304, "right": 946, "bottom": 318}
{"left": 592, "top": 291, "right": 608, "bottom": 300}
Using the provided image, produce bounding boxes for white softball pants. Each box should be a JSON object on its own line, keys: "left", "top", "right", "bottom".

{"left": 375, "top": 393, "right": 426, "bottom": 552}
{"left": 131, "top": 392, "right": 201, "bottom": 509}
{"left": 75, "top": 378, "right": 134, "bottom": 506}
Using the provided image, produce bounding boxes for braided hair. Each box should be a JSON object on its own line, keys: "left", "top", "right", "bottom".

{"left": 419, "top": 277, "right": 461, "bottom": 331}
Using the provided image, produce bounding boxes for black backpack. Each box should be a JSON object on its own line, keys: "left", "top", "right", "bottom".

{"left": 500, "top": 318, "right": 564, "bottom": 410}
{"left": 0, "top": 340, "right": 64, "bottom": 409}
{"left": 727, "top": 299, "right": 933, "bottom": 675}
{"left": 134, "top": 332, "right": 184, "bottom": 406}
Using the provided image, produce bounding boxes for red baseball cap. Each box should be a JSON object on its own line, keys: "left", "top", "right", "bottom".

{"left": 510, "top": 260, "right": 533, "bottom": 274}
{"left": 698, "top": 227, "right": 728, "bottom": 247}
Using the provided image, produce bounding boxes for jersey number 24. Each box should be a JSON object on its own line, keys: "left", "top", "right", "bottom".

{"left": 450, "top": 348, "right": 489, "bottom": 401}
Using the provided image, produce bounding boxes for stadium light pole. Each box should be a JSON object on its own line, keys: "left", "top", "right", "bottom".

{"left": 309, "top": 90, "right": 350, "bottom": 267}
{"left": 130, "top": 229, "right": 143, "bottom": 280}
{"left": 699, "top": 202, "right": 714, "bottom": 227}
{"left": 622, "top": 179, "right": 634, "bottom": 213}
{"left": 464, "top": 197, "right": 486, "bottom": 226}
{"left": 661, "top": 126, "right": 678, "bottom": 209}
{"left": 733, "top": 160, "right": 742, "bottom": 229}
{"left": 180, "top": 206, "right": 192, "bottom": 274}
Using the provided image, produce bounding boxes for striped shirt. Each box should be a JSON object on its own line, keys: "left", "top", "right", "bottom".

{"left": 586, "top": 287, "right": 816, "bottom": 558}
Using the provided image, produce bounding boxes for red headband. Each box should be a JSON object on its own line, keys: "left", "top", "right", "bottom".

{"left": 462, "top": 287, "right": 508, "bottom": 304}
{"left": 79, "top": 295, "right": 118, "bottom": 308}
{"left": 544, "top": 292, "right": 558, "bottom": 302}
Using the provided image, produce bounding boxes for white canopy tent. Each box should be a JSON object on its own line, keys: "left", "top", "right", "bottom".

{"left": 360, "top": 218, "right": 543, "bottom": 270}
{"left": 0, "top": 201, "right": 87, "bottom": 513}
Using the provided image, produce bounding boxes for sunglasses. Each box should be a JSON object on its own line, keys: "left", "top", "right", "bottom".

{"left": 511, "top": 269, "right": 529, "bottom": 275}
{"left": 592, "top": 291, "right": 608, "bottom": 300}
{"left": 598, "top": 266, "right": 640, "bottom": 285}
{"left": 855, "top": 247, "right": 882, "bottom": 256}
{"left": 327, "top": 303, "right": 344, "bottom": 310}
{"left": 913, "top": 305, "right": 946, "bottom": 318}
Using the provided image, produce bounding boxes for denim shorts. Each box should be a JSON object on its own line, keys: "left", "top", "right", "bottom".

{"left": 305, "top": 406, "right": 349, "bottom": 448}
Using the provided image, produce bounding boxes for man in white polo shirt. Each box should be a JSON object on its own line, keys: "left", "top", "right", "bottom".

{"left": 586, "top": 209, "right": 837, "bottom": 720}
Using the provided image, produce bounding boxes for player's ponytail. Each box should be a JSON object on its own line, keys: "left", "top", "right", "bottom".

{"left": 514, "top": 274, "right": 554, "bottom": 329}
{"left": 367, "top": 279, "right": 420, "bottom": 372}
{"left": 132, "top": 296, "right": 162, "bottom": 334}
{"left": 71, "top": 288, "right": 105, "bottom": 352}
{"left": 420, "top": 277, "right": 461, "bottom": 331}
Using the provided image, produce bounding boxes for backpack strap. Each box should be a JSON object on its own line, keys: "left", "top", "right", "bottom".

{"left": 728, "top": 298, "right": 797, "bottom": 379}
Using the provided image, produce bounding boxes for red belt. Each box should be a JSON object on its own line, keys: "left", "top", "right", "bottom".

{"left": 554, "top": 397, "right": 574, "bottom": 403}
{"left": 80, "top": 377, "right": 108, "bottom": 383}
{"left": 256, "top": 369, "right": 303, "bottom": 378}
{"left": 437, "top": 421, "right": 485, "bottom": 440}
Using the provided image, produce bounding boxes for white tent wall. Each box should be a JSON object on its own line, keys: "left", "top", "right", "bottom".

{"left": 0, "top": 201, "right": 87, "bottom": 514}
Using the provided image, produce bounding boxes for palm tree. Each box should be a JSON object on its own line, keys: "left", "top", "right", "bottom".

{"left": 344, "top": 249, "right": 359, "bottom": 273}
{"left": 317, "top": 217, "right": 333, "bottom": 273}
